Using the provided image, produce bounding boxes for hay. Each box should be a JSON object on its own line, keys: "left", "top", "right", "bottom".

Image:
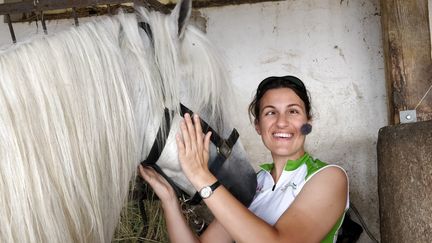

{"left": 113, "top": 180, "right": 213, "bottom": 243}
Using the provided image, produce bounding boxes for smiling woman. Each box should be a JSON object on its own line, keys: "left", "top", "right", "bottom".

{"left": 139, "top": 75, "right": 350, "bottom": 243}
{"left": 244, "top": 76, "right": 349, "bottom": 242}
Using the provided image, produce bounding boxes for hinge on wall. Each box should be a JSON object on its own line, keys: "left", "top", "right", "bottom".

{"left": 399, "top": 110, "right": 417, "bottom": 124}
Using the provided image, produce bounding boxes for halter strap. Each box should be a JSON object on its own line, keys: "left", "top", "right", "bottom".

{"left": 139, "top": 104, "right": 240, "bottom": 203}
{"left": 179, "top": 103, "right": 238, "bottom": 160}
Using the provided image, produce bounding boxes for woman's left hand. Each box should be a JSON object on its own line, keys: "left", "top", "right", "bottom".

{"left": 176, "top": 113, "right": 216, "bottom": 189}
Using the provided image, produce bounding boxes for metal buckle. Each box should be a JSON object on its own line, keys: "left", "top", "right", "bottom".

{"left": 216, "top": 140, "right": 232, "bottom": 159}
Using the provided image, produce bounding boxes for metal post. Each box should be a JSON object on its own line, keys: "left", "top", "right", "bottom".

{"left": 5, "top": 13, "right": 16, "bottom": 43}
{"left": 72, "top": 7, "right": 79, "bottom": 26}
{"left": 40, "top": 11, "right": 47, "bottom": 34}
{"left": 107, "top": 4, "right": 112, "bottom": 15}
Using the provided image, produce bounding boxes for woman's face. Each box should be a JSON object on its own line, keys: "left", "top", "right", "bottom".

{"left": 255, "top": 87, "right": 309, "bottom": 162}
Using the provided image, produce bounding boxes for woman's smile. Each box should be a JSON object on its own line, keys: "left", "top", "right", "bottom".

{"left": 273, "top": 132, "right": 293, "bottom": 138}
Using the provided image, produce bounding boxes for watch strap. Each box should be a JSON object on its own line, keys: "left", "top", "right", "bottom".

{"left": 210, "top": 180, "right": 221, "bottom": 191}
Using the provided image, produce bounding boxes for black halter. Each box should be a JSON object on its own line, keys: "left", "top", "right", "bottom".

{"left": 139, "top": 103, "right": 239, "bottom": 204}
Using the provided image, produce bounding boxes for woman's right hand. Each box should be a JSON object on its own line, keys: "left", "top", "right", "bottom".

{"left": 138, "top": 165, "right": 178, "bottom": 205}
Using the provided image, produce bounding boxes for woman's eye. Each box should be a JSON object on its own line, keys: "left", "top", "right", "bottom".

{"left": 265, "top": 111, "right": 275, "bottom": 116}
{"left": 289, "top": 109, "right": 300, "bottom": 114}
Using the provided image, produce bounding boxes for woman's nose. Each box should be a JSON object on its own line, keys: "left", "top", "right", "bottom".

{"left": 276, "top": 114, "right": 289, "bottom": 127}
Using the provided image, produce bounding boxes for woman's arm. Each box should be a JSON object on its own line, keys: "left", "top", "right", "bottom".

{"left": 139, "top": 166, "right": 233, "bottom": 243}
{"left": 274, "top": 166, "right": 348, "bottom": 242}
{"left": 200, "top": 219, "right": 233, "bottom": 243}
{"left": 177, "top": 113, "right": 348, "bottom": 243}
{"left": 139, "top": 166, "right": 199, "bottom": 243}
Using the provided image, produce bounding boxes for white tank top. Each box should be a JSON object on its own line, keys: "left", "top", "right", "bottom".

{"left": 248, "top": 153, "right": 349, "bottom": 243}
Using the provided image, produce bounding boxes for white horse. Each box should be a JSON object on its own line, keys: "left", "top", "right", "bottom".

{"left": 0, "top": 0, "right": 256, "bottom": 242}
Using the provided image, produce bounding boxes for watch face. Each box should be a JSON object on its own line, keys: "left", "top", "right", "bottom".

{"left": 200, "top": 186, "right": 212, "bottom": 198}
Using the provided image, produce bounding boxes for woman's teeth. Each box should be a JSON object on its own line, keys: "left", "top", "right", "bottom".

{"left": 273, "top": 133, "right": 293, "bottom": 138}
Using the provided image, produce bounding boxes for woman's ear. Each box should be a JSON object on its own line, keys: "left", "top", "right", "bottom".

{"left": 254, "top": 119, "right": 261, "bottom": 135}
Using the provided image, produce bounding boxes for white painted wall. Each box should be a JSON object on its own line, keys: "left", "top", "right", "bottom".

{"left": 0, "top": 0, "right": 385, "bottom": 241}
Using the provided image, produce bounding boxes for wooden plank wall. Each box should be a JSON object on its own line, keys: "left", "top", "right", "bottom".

{"left": 381, "top": 0, "right": 432, "bottom": 124}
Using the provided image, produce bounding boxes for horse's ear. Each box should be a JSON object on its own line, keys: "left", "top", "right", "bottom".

{"left": 171, "top": 0, "right": 192, "bottom": 38}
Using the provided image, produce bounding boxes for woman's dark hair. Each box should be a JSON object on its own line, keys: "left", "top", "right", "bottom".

{"left": 248, "top": 75, "right": 312, "bottom": 121}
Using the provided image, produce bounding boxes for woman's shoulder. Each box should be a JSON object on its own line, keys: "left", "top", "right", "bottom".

{"left": 295, "top": 160, "right": 349, "bottom": 210}
{"left": 304, "top": 154, "right": 347, "bottom": 180}
{"left": 299, "top": 155, "right": 349, "bottom": 205}
{"left": 312, "top": 165, "right": 348, "bottom": 183}
{"left": 299, "top": 160, "right": 349, "bottom": 205}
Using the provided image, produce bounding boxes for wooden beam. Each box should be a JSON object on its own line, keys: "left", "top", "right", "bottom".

{"left": 159, "top": 0, "right": 283, "bottom": 9}
{"left": 137, "top": 0, "right": 170, "bottom": 13}
{"left": 0, "top": 0, "right": 170, "bottom": 15}
{"left": 0, "top": 0, "right": 281, "bottom": 16}
{"left": 191, "top": 0, "right": 283, "bottom": 9}
{"left": 381, "top": 0, "right": 432, "bottom": 124}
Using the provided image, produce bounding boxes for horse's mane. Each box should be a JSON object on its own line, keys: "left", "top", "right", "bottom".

{"left": 0, "top": 15, "right": 138, "bottom": 242}
{"left": 0, "top": 5, "right": 236, "bottom": 242}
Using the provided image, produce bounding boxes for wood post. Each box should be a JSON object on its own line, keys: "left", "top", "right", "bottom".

{"left": 377, "top": 120, "right": 432, "bottom": 242}
{"left": 381, "top": 0, "right": 432, "bottom": 124}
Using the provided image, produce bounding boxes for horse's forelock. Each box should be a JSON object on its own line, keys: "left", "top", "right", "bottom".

{"left": 116, "top": 11, "right": 169, "bottom": 157}
{"left": 179, "top": 25, "right": 236, "bottom": 135}
{"left": 134, "top": 6, "right": 236, "bottom": 136}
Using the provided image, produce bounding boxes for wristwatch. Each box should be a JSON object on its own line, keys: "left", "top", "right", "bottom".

{"left": 199, "top": 180, "right": 221, "bottom": 199}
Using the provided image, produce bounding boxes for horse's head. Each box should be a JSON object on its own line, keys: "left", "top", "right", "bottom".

{"left": 131, "top": 0, "right": 257, "bottom": 206}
